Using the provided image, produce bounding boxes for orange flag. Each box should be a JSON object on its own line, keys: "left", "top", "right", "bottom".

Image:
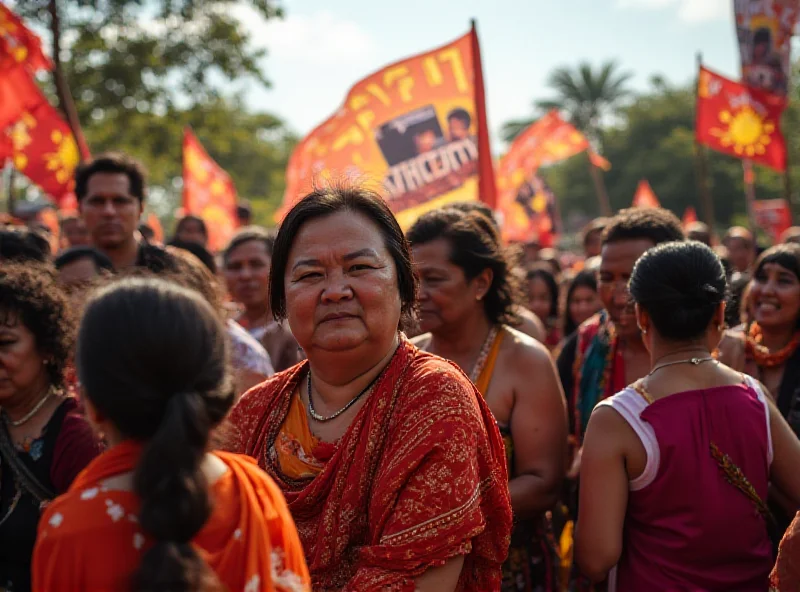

{"left": 4, "top": 101, "right": 80, "bottom": 205}
{"left": 632, "top": 180, "right": 661, "bottom": 208}
{"left": 682, "top": 206, "right": 698, "bottom": 227}
{"left": 0, "top": 2, "right": 52, "bottom": 73}
{"left": 146, "top": 212, "right": 164, "bottom": 245}
{"left": 36, "top": 206, "right": 60, "bottom": 253}
{"left": 496, "top": 110, "right": 590, "bottom": 243}
{"left": 280, "top": 24, "right": 495, "bottom": 229}
{"left": 696, "top": 66, "right": 786, "bottom": 171}
{"left": 182, "top": 128, "right": 238, "bottom": 252}
{"left": 589, "top": 150, "right": 611, "bottom": 171}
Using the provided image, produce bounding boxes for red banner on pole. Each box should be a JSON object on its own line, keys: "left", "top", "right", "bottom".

{"left": 182, "top": 129, "right": 238, "bottom": 252}
{"left": 696, "top": 66, "right": 787, "bottom": 171}
{"left": 734, "top": 0, "right": 800, "bottom": 96}
{"left": 0, "top": 2, "right": 52, "bottom": 73}
{"left": 496, "top": 110, "right": 591, "bottom": 243}
{"left": 280, "top": 27, "right": 493, "bottom": 229}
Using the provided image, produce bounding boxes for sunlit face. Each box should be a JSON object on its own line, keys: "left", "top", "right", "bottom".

{"left": 79, "top": 173, "right": 143, "bottom": 251}
{"left": 727, "top": 237, "right": 755, "bottom": 273}
{"left": 224, "top": 240, "right": 271, "bottom": 312}
{"left": 0, "top": 313, "right": 48, "bottom": 402}
{"left": 176, "top": 219, "right": 207, "bottom": 247}
{"left": 569, "top": 285, "right": 602, "bottom": 329}
{"left": 527, "top": 276, "right": 554, "bottom": 323}
{"left": 749, "top": 262, "right": 800, "bottom": 330}
{"left": 599, "top": 239, "right": 655, "bottom": 338}
{"left": 414, "top": 238, "right": 488, "bottom": 334}
{"left": 284, "top": 211, "right": 401, "bottom": 355}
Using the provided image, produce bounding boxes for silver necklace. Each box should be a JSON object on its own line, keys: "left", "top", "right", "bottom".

{"left": 4, "top": 388, "right": 57, "bottom": 427}
{"left": 307, "top": 370, "right": 380, "bottom": 423}
{"left": 648, "top": 356, "right": 716, "bottom": 377}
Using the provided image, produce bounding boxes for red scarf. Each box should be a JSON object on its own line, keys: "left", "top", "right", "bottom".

{"left": 225, "top": 336, "right": 512, "bottom": 591}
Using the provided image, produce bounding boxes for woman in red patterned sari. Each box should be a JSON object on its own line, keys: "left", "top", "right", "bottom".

{"left": 224, "top": 185, "right": 512, "bottom": 591}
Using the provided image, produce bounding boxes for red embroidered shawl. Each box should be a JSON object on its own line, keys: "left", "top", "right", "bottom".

{"left": 224, "top": 337, "right": 512, "bottom": 591}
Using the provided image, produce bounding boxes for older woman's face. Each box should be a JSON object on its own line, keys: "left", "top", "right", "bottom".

{"left": 284, "top": 210, "right": 402, "bottom": 355}
{"left": 0, "top": 313, "right": 48, "bottom": 402}
{"left": 750, "top": 262, "right": 800, "bottom": 330}
{"left": 414, "top": 238, "right": 484, "bottom": 334}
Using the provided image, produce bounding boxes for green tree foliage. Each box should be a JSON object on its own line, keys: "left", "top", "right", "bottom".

{"left": 502, "top": 60, "right": 633, "bottom": 144}
{"left": 16, "top": 0, "right": 292, "bottom": 226}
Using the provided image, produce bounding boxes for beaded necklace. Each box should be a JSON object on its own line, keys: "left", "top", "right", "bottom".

{"left": 746, "top": 322, "right": 800, "bottom": 369}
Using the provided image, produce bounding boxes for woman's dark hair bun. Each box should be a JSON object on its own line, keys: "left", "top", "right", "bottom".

{"left": 629, "top": 241, "right": 727, "bottom": 341}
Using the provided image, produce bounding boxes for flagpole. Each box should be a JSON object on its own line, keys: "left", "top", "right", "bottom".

{"left": 587, "top": 154, "right": 612, "bottom": 216}
{"left": 48, "top": 0, "right": 90, "bottom": 161}
{"left": 694, "top": 53, "right": 715, "bottom": 230}
{"left": 470, "top": 19, "right": 498, "bottom": 209}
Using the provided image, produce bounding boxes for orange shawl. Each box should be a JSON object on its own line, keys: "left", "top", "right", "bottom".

{"left": 225, "top": 336, "right": 512, "bottom": 591}
{"left": 33, "top": 440, "right": 310, "bottom": 592}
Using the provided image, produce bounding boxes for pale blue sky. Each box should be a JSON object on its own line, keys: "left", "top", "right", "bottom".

{"left": 234, "top": 0, "right": 740, "bottom": 150}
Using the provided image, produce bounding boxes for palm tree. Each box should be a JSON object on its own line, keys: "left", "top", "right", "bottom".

{"left": 501, "top": 60, "right": 633, "bottom": 144}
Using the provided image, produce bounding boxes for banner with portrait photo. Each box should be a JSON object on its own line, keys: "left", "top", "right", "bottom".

{"left": 279, "top": 26, "right": 495, "bottom": 229}
{"left": 734, "top": 0, "right": 800, "bottom": 95}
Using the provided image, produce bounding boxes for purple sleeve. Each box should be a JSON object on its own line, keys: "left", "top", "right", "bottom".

{"left": 50, "top": 403, "right": 103, "bottom": 493}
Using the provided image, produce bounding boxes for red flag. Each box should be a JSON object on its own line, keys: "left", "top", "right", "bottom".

{"left": 0, "top": 64, "right": 42, "bottom": 129}
{"left": 183, "top": 128, "right": 238, "bottom": 252}
{"left": 696, "top": 66, "right": 787, "bottom": 171}
{"left": 753, "top": 198, "right": 793, "bottom": 243}
{"left": 682, "top": 206, "right": 698, "bottom": 227}
{"left": 0, "top": 2, "right": 52, "bottom": 73}
{"left": 632, "top": 180, "right": 661, "bottom": 208}
{"left": 4, "top": 101, "right": 80, "bottom": 204}
{"left": 496, "top": 110, "right": 591, "bottom": 242}
{"left": 280, "top": 28, "right": 491, "bottom": 229}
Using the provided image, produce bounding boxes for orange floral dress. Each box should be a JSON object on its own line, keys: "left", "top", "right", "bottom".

{"left": 33, "top": 441, "right": 310, "bottom": 592}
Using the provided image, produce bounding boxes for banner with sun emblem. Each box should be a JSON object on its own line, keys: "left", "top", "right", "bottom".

{"left": 183, "top": 128, "right": 238, "bottom": 252}
{"left": 0, "top": 2, "right": 52, "bottom": 73}
{"left": 734, "top": 0, "right": 800, "bottom": 96}
{"left": 3, "top": 100, "right": 80, "bottom": 203}
{"left": 696, "top": 66, "right": 787, "bottom": 171}
{"left": 496, "top": 110, "right": 590, "bottom": 243}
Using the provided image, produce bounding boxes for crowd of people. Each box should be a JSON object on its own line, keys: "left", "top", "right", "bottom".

{"left": 2, "top": 151, "right": 800, "bottom": 591}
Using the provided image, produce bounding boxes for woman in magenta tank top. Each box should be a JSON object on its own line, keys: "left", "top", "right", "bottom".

{"left": 576, "top": 241, "right": 800, "bottom": 591}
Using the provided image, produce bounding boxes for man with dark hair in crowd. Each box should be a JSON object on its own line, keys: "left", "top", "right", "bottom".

{"left": 686, "top": 221, "right": 713, "bottom": 246}
{"left": 0, "top": 227, "right": 51, "bottom": 262}
{"left": 60, "top": 215, "right": 91, "bottom": 248}
{"left": 54, "top": 246, "right": 114, "bottom": 289}
{"left": 236, "top": 200, "right": 253, "bottom": 227}
{"left": 75, "top": 153, "right": 175, "bottom": 272}
{"left": 723, "top": 226, "right": 757, "bottom": 274}
{"left": 582, "top": 218, "right": 608, "bottom": 259}
{"left": 558, "top": 208, "right": 685, "bottom": 444}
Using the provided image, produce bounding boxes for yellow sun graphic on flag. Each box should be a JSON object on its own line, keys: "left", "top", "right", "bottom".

{"left": 44, "top": 130, "right": 79, "bottom": 184}
{"left": 710, "top": 105, "right": 774, "bottom": 157}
